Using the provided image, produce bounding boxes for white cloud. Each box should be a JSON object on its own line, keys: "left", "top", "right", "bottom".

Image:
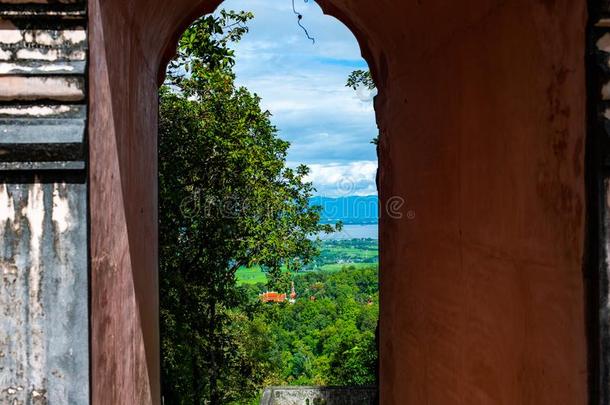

{"left": 300, "top": 161, "right": 378, "bottom": 197}
{"left": 217, "top": 0, "right": 378, "bottom": 195}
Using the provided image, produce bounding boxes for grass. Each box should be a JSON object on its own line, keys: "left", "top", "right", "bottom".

{"left": 235, "top": 265, "right": 268, "bottom": 285}
{"left": 323, "top": 247, "right": 377, "bottom": 256}
{"left": 316, "top": 262, "right": 377, "bottom": 272}
{"left": 236, "top": 262, "right": 378, "bottom": 285}
{"left": 235, "top": 240, "right": 379, "bottom": 285}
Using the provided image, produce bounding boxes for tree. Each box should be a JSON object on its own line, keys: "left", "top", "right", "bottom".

{"left": 159, "top": 9, "right": 337, "bottom": 404}
{"left": 244, "top": 266, "right": 380, "bottom": 388}
{"left": 345, "top": 69, "right": 375, "bottom": 91}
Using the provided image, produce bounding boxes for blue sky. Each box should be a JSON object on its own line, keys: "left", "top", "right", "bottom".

{"left": 217, "top": 0, "right": 378, "bottom": 197}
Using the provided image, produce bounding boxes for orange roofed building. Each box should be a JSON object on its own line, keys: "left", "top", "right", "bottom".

{"left": 260, "top": 292, "right": 287, "bottom": 303}
{"left": 261, "top": 283, "right": 297, "bottom": 304}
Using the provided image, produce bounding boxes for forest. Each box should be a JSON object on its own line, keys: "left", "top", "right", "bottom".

{"left": 228, "top": 265, "right": 379, "bottom": 404}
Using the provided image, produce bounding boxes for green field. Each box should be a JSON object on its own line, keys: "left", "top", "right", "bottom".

{"left": 235, "top": 265, "right": 268, "bottom": 284}
{"left": 317, "top": 262, "right": 376, "bottom": 272}
{"left": 236, "top": 238, "right": 378, "bottom": 285}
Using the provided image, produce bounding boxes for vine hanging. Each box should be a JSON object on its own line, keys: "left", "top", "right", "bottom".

{"left": 292, "top": 0, "right": 315, "bottom": 44}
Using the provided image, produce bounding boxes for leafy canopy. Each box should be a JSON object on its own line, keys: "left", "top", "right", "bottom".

{"left": 346, "top": 69, "right": 375, "bottom": 91}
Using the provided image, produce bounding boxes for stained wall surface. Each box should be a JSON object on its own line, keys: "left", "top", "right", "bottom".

{"left": 0, "top": 181, "right": 89, "bottom": 404}
{"left": 0, "top": 1, "right": 90, "bottom": 402}
{"left": 89, "top": 0, "right": 590, "bottom": 404}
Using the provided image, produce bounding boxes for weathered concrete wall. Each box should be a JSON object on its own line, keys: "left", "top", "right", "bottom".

{"left": 260, "top": 386, "right": 377, "bottom": 405}
{"left": 0, "top": 0, "right": 89, "bottom": 403}
{"left": 0, "top": 180, "right": 88, "bottom": 404}
{"left": 0, "top": 1, "right": 87, "bottom": 171}
{"left": 88, "top": 0, "right": 590, "bottom": 404}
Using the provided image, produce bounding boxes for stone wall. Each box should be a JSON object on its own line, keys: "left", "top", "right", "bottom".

{"left": 259, "top": 386, "right": 377, "bottom": 405}
{"left": 0, "top": 0, "right": 89, "bottom": 403}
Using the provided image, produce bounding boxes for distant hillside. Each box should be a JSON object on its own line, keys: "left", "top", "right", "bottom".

{"left": 310, "top": 195, "right": 378, "bottom": 225}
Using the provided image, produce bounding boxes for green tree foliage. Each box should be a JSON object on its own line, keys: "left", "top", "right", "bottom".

{"left": 159, "top": 10, "right": 337, "bottom": 404}
{"left": 345, "top": 69, "right": 375, "bottom": 91}
{"left": 238, "top": 267, "right": 379, "bottom": 388}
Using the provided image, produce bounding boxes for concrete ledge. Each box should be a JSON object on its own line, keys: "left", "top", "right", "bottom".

{"left": 260, "top": 386, "right": 377, "bottom": 405}
{"left": 0, "top": 160, "right": 84, "bottom": 170}
{"left": 0, "top": 23, "right": 87, "bottom": 63}
{"left": 0, "top": 76, "right": 84, "bottom": 101}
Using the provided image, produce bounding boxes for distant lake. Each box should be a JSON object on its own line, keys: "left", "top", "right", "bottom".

{"left": 318, "top": 224, "right": 378, "bottom": 240}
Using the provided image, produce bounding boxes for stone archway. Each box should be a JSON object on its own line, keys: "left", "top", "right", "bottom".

{"left": 87, "top": 1, "right": 590, "bottom": 404}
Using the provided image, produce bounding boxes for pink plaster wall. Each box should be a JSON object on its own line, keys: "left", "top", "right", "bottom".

{"left": 89, "top": 0, "right": 590, "bottom": 403}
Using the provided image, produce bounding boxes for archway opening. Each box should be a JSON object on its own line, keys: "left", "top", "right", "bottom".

{"left": 157, "top": 1, "right": 381, "bottom": 403}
